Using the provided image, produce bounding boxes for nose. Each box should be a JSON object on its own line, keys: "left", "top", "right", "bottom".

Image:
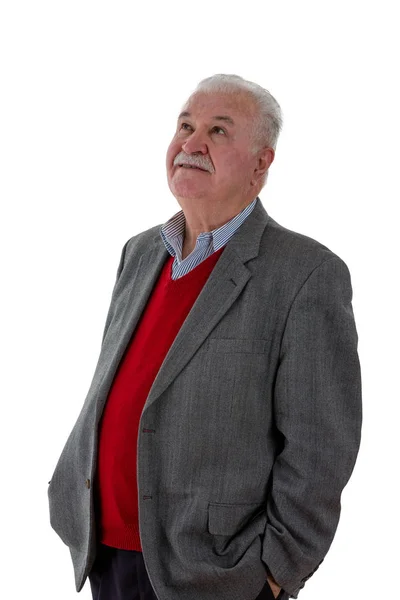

{"left": 181, "top": 129, "right": 208, "bottom": 156}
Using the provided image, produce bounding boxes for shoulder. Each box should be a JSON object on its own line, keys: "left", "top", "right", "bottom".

{"left": 263, "top": 214, "right": 348, "bottom": 271}
{"left": 255, "top": 215, "right": 353, "bottom": 297}
{"left": 119, "top": 223, "right": 163, "bottom": 260}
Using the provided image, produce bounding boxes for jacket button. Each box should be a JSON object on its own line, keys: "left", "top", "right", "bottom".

{"left": 86, "top": 479, "right": 91, "bottom": 489}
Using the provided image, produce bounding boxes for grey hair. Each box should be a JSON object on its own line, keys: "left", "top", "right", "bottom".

{"left": 182, "top": 74, "right": 283, "bottom": 188}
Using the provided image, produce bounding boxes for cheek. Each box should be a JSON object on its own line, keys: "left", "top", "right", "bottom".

{"left": 219, "top": 154, "right": 244, "bottom": 178}
{"left": 167, "top": 140, "right": 180, "bottom": 164}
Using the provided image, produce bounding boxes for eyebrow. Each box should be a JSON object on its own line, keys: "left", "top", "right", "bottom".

{"left": 178, "top": 111, "right": 235, "bottom": 127}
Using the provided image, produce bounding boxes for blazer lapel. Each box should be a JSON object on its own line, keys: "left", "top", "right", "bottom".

{"left": 103, "top": 197, "right": 271, "bottom": 414}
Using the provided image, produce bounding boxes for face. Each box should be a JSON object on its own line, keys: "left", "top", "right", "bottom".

{"left": 166, "top": 91, "right": 272, "bottom": 211}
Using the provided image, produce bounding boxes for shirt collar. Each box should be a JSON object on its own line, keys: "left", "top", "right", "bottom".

{"left": 159, "top": 196, "right": 258, "bottom": 261}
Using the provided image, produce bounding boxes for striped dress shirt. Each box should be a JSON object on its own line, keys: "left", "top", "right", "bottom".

{"left": 159, "top": 196, "right": 258, "bottom": 280}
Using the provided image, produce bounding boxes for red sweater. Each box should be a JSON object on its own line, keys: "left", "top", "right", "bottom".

{"left": 95, "top": 247, "right": 225, "bottom": 550}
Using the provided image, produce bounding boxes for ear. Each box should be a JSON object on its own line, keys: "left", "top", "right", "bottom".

{"left": 251, "top": 147, "right": 275, "bottom": 185}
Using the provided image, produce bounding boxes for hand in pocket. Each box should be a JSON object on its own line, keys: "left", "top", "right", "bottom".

{"left": 266, "top": 575, "right": 282, "bottom": 599}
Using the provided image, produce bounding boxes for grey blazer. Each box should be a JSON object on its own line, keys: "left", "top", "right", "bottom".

{"left": 47, "top": 197, "right": 362, "bottom": 599}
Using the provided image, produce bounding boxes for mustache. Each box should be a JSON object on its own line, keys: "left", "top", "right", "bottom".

{"left": 173, "top": 154, "right": 215, "bottom": 173}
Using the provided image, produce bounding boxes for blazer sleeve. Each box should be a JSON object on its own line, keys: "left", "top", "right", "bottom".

{"left": 101, "top": 238, "right": 130, "bottom": 345}
{"left": 261, "top": 257, "right": 362, "bottom": 598}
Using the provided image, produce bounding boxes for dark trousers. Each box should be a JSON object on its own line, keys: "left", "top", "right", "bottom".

{"left": 89, "top": 543, "right": 289, "bottom": 600}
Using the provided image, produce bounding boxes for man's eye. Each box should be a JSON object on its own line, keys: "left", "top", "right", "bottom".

{"left": 212, "top": 126, "right": 226, "bottom": 134}
{"left": 180, "top": 123, "right": 225, "bottom": 135}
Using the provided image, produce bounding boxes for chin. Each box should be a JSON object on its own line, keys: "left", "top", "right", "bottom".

{"left": 172, "top": 184, "right": 210, "bottom": 201}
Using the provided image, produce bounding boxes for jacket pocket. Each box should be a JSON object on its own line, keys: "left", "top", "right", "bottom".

{"left": 207, "top": 501, "right": 265, "bottom": 536}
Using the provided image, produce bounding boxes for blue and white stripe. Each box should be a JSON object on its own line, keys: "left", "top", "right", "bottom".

{"left": 159, "top": 196, "right": 258, "bottom": 280}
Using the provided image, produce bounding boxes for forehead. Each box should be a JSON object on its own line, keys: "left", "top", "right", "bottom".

{"left": 179, "top": 91, "right": 256, "bottom": 125}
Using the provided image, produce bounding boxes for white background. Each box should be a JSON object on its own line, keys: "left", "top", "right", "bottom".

{"left": 1, "top": 1, "right": 398, "bottom": 598}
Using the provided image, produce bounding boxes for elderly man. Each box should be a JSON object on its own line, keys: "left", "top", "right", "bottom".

{"left": 47, "top": 74, "right": 362, "bottom": 600}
